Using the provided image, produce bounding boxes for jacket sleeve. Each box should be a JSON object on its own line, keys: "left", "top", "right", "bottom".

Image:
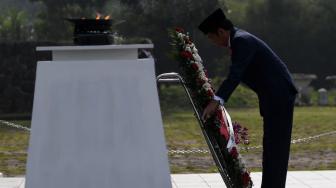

{"left": 216, "top": 37, "right": 256, "bottom": 102}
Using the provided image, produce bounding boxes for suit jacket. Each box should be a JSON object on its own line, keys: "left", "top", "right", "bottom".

{"left": 216, "top": 27, "right": 298, "bottom": 105}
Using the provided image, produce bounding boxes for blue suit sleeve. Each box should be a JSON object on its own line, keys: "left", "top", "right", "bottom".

{"left": 214, "top": 95, "right": 224, "bottom": 105}
{"left": 216, "top": 37, "right": 256, "bottom": 102}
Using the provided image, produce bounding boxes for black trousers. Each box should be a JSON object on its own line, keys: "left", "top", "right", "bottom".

{"left": 259, "top": 93, "right": 296, "bottom": 188}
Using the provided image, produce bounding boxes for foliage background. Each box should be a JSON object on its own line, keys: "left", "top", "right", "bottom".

{"left": 0, "top": 0, "right": 336, "bottom": 114}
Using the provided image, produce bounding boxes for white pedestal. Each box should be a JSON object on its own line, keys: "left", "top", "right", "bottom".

{"left": 26, "top": 45, "right": 171, "bottom": 188}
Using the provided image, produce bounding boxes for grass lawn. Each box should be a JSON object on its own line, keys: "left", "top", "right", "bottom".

{"left": 0, "top": 107, "right": 335, "bottom": 176}
{"left": 0, "top": 121, "right": 30, "bottom": 176}
{"left": 163, "top": 106, "right": 336, "bottom": 173}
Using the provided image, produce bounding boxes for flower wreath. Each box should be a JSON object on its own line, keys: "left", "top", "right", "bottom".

{"left": 170, "top": 27, "right": 252, "bottom": 188}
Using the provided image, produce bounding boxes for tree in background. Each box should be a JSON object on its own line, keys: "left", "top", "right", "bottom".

{"left": 2, "top": 0, "right": 334, "bottom": 87}
{"left": 114, "top": 0, "right": 229, "bottom": 75}
{"left": 0, "top": 9, "right": 34, "bottom": 42}
{"left": 30, "top": 0, "right": 109, "bottom": 42}
{"left": 244, "top": 0, "right": 336, "bottom": 87}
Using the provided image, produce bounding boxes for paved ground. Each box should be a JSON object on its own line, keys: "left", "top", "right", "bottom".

{"left": 0, "top": 177, "right": 25, "bottom": 188}
{"left": 0, "top": 171, "right": 335, "bottom": 188}
{"left": 171, "top": 171, "right": 336, "bottom": 188}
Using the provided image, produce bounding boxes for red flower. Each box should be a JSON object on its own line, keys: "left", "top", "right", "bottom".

{"left": 242, "top": 171, "right": 251, "bottom": 187}
{"left": 183, "top": 36, "right": 193, "bottom": 44}
{"left": 175, "top": 27, "right": 184, "bottom": 33}
{"left": 191, "top": 63, "right": 199, "bottom": 71}
{"left": 197, "top": 78, "right": 206, "bottom": 85}
{"left": 204, "top": 70, "right": 209, "bottom": 77}
{"left": 230, "top": 147, "right": 239, "bottom": 159}
{"left": 180, "top": 51, "right": 193, "bottom": 60}
{"left": 207, "top": 89, "right": 214, "bottom": 97}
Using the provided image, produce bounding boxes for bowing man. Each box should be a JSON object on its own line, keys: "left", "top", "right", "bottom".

{"left": 199, "top": 8, "right": 298, "bottom": 188}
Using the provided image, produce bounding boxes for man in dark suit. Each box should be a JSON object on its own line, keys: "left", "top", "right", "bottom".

{"left": 199, "top": 8, "right": 298, "bottom": 188}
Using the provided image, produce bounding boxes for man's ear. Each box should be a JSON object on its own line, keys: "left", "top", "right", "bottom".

{"left": 217, "top": 28, "right": 226, "bottom": 37}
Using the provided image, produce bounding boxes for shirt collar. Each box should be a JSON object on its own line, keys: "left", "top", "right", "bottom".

{"left": 229, "top": 27, "right": 237, "bottom": 48}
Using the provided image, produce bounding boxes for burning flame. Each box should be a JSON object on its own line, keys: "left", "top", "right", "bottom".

{"left": 95, "top": 13, "right": 111, "bottom": 20}
{"left": 96, "top": 13, "right": 102, "bottom": 20}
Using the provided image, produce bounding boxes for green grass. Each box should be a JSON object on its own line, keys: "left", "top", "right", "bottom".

{"left": 0, "top": 107, "right": 335, "bottom": 176}
{"left": 0, "top": 120, "right": 30, "bottom": 176}
{"left": 163, "top": 107, "right": 336, "bottom": 173}
{"left": 164, "top": 106, "right": 336, "bottom": 149}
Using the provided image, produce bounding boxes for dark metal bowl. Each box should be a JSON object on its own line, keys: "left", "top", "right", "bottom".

{"left": 66, "top": 18, "right": 114, "bottom": 45}
{"left": 73, "top": 33, "right": 114, "bottom": 45}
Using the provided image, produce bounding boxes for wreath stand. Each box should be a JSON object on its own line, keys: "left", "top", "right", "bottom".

{"left": 157, "top": 72, "right": 235, "bottom": 188}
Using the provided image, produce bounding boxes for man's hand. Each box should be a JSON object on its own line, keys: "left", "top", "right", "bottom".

{"left": 202, "top": 100, "right": 220, "bottom": 122}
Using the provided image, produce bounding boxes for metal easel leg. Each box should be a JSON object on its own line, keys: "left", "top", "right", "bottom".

{"left": 157, "top": 72, "right": 234, "bottom": 188}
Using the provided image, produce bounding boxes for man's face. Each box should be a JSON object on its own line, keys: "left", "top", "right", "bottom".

{"left": 207, "top": 28, "right": 229, "bottom": 47}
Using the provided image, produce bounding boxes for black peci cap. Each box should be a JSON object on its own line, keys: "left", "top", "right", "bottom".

{"left": 198, "top": 8, "right": 233, "bottom": 34}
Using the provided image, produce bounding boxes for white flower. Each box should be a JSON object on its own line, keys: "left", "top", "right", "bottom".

{"left": 199, "top": 71, "right": 207, "bottom": 80}
{"left": 201, "top": 76, "right": 208, "bottom": 83}
{"left": 178, "top": 33, "right": 184, "bottom": 39}
{"left": 196, "top": 62, "right": 204, "bottom": 70}
{"left": 185, "top": 44, "right": 192, "bottom": 49}
{"left": 192, "top": 46, "right": 198, "bottom": 53}
{"left": 193, "top": 54, "right": 202, "bottom": 62}
{"left": 202, "top": 83, "right": 212, "bottom": 90}
{"left": 185, "top": 46, "right": 192, "bottom": 52}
